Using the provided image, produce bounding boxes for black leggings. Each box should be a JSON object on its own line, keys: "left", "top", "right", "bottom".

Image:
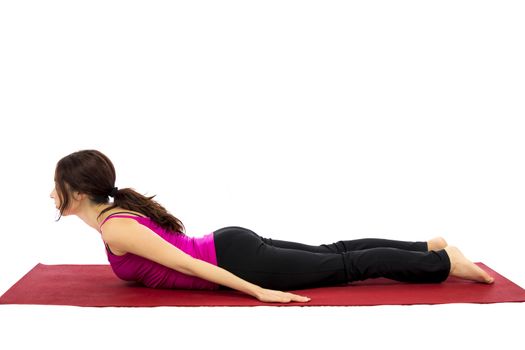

{"left": 213, "top": 226, "right": 451, "bottom": 291}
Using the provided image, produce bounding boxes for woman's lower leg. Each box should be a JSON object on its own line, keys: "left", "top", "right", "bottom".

{"left": 343, "top": 247, "right": 451, "bottom": 283}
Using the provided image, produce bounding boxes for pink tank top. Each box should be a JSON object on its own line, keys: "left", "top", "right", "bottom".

{"left": 99, "top": 212, "right": 220, "bottom": 290}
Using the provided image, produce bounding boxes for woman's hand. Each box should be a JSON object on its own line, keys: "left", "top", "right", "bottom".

{"left": 255, "top": 288, "right": 311, "bottom": 303}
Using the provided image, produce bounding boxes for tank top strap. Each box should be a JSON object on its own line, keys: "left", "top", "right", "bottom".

{"left": 99, "top": 211, "right": 146, "bottom": 228}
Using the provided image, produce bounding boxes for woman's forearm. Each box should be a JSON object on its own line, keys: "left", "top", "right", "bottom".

{"left": 179, "top": 257, "right": 263, "bottom": 298}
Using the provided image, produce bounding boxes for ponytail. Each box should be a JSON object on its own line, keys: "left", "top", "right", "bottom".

{"left": 98, "top": 188, "right": 186, "bottom": 235}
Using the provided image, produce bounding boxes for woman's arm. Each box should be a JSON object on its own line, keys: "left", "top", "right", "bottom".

{"left": 102, "top": 219, "right": 311, "bottom": 303}
{"left": 179, "top": 256, "right": 310, "bottom": 303}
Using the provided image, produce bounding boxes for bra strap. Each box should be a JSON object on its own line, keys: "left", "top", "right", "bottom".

{"left": 100, "top": 211, "right": 145, "bottom": 228}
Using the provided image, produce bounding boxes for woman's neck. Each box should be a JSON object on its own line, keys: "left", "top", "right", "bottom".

{"left": 76, "top": 202, "right": 116, "bottom": 234}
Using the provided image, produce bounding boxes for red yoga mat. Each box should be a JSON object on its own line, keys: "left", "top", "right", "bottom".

{"left": 1, "top": 262, "right": 524, "bottom": 307}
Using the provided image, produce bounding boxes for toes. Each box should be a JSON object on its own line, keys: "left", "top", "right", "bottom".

{"left": 480, "top": 270, "right": 495, "bottom": 284}
{"left": 472, "top": 265, "right": 494, "bottom": 284}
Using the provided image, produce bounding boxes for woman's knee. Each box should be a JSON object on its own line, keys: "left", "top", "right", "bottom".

{"left": 320, "top": 240, "right": 349, "bottom": 253}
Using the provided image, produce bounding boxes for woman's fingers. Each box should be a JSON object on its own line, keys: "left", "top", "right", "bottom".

{"left": 256, "top": 288, "right": 311, "bottom": 303}
{"left": 286, "top": 292, "right": 311, "bottom": 303}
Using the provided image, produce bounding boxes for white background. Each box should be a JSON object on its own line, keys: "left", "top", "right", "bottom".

{"left": 1, "top": 1, "right": 524, "bottom": 349}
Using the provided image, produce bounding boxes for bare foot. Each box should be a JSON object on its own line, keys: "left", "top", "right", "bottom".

{"left": 445, "top": 246, "right": 494, "bottom": 284}
{"left": 427, "top": 236, "right": 448, "bottom": 251}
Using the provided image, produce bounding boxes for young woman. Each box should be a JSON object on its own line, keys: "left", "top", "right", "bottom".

{"left": 50, "top": 149, "right": 494, "bottom": 304}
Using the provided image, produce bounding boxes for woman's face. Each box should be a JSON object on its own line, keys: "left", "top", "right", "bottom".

{"left": 50, "top": 186, "right": 60, "bottom": 209}
{"left": 50, "top": 183, "right": 82, "bottom": 216}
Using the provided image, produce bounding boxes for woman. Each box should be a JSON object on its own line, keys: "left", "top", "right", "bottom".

{"left": 50, "top": 150, "right": 494, "bottom": 304}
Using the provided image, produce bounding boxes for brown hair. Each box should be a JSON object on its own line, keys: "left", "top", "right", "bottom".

{"left": 54, "top": 149, "right": 186, "bottom": 235}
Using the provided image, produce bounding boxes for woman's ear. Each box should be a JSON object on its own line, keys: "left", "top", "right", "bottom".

{"left": 72, "top": 191, "right": 84, "bottom": 201}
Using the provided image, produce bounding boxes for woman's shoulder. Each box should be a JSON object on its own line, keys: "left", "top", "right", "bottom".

{"left": 100, "top": 210, "right": 149, "bottom": 255}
